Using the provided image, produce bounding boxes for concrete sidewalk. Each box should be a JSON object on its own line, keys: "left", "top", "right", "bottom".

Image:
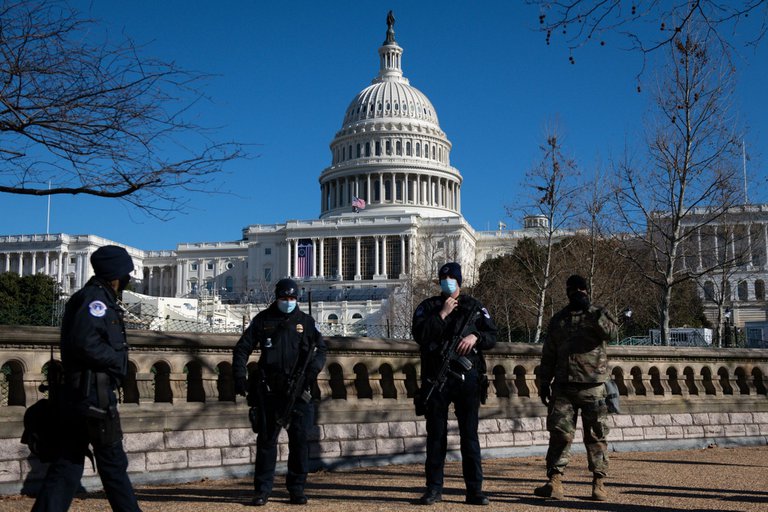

{"left": 2, "top": 445, "right": 766, "bottom": 511}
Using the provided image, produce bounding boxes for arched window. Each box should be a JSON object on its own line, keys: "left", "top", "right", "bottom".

{"left": 352, "top": 313, "right": 363, "bottom": 320}
{"left": 386, "top": 140, "right": 392, "bottom": 155}
{"left": 415, "top": 142, "right": 421, "bottom": 157}
{"left": 738, "top": 280, "right": 748, "bottom": 301}
{"left": 406, "top": 141, "right": 411, "bottom": 156}
{"left": 328, "top": 314, "right": 339, "bottom": 324}
{"left": 756, "top": 280, "right": 765, "bottom": 301}
{"left": 356, "top": 144, "right": 361, "bottom": 158}
{"left": 396, "top": 141, "right": 402, "bottom": 155}
{"left": 365, "top": 142, "right": 371, "bottom": 157}
{"left": 375, "top": 141, "right": 381, "bottom": 156}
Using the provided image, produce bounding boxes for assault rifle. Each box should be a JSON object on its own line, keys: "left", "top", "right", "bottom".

{"left": 276, "top": 335, "right": 318, "bottom": 428}
{"left": 419, "top": 303, "right": 480, "bottom": 411}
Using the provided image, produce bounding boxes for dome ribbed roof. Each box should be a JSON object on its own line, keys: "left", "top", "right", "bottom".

{"left": 342, "top": 81, "right": 439, "bottom": 126}
{"left": 338, "top": 15, "right": 441, "bottom": 130}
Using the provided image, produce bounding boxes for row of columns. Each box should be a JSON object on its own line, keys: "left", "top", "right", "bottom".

{"left": 286, "top": 235, "right": 410, "bottom": 280}
{"left": 145, "top": 265, "right": 176, "bottom": 297}
{"left": 691, "top": 223, "right": 768, "bottom": 270}
{"left": 1, "top": 250, "right": 90, "bottom": 292}
{"left": 173, "top": 259, "right": 245, "bottom": 298}
{"left": 321, "top": 173, "right": 460, "bottom": 213}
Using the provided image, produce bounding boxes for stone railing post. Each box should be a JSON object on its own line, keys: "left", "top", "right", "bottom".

{"left": 202, "top": 369, "right": 219, "bottom": 401}
{"left": 393, "top": 374, "right": 409, "bottom": 399}
{"left": 135, "top": 372, "right": 154, "bottom": 402}
{"left": 23, "top": 372, "right": 45, "bottom": 404}
{"left": 169, "top": 372, "right": 187, "bottom": 402}
{"left": 316, "top": 374, "right": 333, "bottom": 399}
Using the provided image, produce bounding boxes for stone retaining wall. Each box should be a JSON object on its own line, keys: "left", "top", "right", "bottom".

{"left": 1, "top": 326, "right": 766, "bottom": 495}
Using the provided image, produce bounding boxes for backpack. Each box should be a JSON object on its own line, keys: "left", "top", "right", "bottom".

{"left": 21, "top": 398, "right": 61, "bottom": 462}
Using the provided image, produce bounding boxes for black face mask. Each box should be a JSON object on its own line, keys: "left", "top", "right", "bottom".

{"left": 117, "top": 275, "right": 131, "bottom": 293}
{"left": 568, "top": 290, "right": 590, "bottom": 311}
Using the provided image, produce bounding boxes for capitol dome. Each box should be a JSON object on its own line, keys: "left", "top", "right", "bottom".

{"left": 319, "top": 14, "right": 463, "bottom": 219}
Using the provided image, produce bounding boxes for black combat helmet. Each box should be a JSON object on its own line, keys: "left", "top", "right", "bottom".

{"left": 275, "top": 278, "right": 299, "bottom": 299}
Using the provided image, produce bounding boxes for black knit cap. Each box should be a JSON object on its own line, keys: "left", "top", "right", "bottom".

{"left": 438, "top": 262, "right": 462, "bottom": 287}
{"left": 566, "top": 274, "right": 588, "bottom": 290}
{"left": 91, "top": 245, "right": 134, "bottom": 281}
{"left": 275, "top": 278, "right": 299, "bottom": 299}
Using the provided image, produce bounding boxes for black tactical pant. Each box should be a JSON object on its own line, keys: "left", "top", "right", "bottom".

{"left": 32, "top": 389, "right": 141, "bottom": 512}
{"left": 254, "top": 393, "right": 313, "bottom": 496}
{"left": 423, "top": 368, "right": 483, "bottom": 495}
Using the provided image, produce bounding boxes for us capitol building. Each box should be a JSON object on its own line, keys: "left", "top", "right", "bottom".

{"left": 2, "top": 15, "right": 765, "bottom": 335}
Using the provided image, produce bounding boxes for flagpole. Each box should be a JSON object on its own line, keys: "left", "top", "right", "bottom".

{"left": 742, "top": 140, "right": 748, "bottom": 205}
{"left": 46, "top": 180, "right": 51, "bottom": 234}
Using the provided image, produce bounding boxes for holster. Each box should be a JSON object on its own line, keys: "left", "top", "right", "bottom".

{"left": 83, "top": 371, "right": 123, "bottom": 447}
{"left": 479, "top": 374, "right": 489, "bottom": 404}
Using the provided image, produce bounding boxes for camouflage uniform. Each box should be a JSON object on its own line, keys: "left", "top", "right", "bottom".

{"left": 539, "top": 305, "right": 616, "bottom": 477}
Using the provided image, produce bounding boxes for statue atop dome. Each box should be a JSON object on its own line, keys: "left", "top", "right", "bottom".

{"left": 384, "top": 10, "right": 396, "bottom": 45}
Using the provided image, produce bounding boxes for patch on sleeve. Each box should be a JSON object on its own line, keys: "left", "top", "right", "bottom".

{"left": 88, "top": 300, "right": 107, "bottom": 318}
{"left": 481, "top": 307, "right": 491, "bottom": 319}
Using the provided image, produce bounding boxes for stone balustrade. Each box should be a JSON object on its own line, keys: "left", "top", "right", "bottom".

{"left": 0, "top": 325, "right": 766, "bottom": 495}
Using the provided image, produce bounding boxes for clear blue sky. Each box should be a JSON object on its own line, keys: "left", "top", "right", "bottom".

{"left": 1, "top": 1, "right": 766, "bottom": 250}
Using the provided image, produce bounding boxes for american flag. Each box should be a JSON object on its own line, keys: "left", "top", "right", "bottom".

{"left": 352, "top": 197, "right": 366, "bottom": 212}
{"left": 296, "top": 240, "right": 313, "bottom": 277}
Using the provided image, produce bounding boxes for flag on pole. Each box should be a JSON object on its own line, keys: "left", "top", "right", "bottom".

{"left": 352, "top": 196, "right": 366, "bottom": 212}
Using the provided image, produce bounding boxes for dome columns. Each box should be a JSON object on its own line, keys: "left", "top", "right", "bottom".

{"left": 320, "top": 171, "right": 461, "bottom": 216}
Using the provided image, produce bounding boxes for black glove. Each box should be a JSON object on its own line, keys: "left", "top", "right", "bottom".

{"left": 235, "top": 377, "right": 248, "bottom": 397}
{"left": 539, "top": 383, "right": 551, "bottom": 407}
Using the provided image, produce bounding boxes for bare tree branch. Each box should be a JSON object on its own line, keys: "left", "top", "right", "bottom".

{"left": 0, "top": 0, "right": 245, "bottom": 218}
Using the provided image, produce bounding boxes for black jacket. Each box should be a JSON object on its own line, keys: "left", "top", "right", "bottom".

{"left": 233, "top": 303, "right": 326, "bottom": 384}
{"left": 60, "top": 276, "right": 129, "bottom": 383}
{"left": 412, "top": 294, "right": 497, "bottom": 379}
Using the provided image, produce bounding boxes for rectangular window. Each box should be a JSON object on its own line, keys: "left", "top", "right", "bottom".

{"left": 264, "top": 247, "right": 272, "bottom": 255}
{"left": 190, "top": 263, "right": 198, "bottom": 271}
{"left": 206, "top": 263, "right": 214, "bottom": 270}
{"left": 264, "top": 268, "right": 272, "bottom": 282}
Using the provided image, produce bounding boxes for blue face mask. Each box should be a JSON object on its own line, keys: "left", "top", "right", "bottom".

{"left": 277, "top": 299, "right": 297, "bottom": 314}
{"left": 440, "top": 278, "right": 458, "bottom": 295}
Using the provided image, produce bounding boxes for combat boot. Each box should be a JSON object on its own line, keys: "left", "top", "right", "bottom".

{"left": 591, "top": 475, "right": 608, "bottom": 501}
{"left": 533, "top": 473, "right": 563, "bottom": 500}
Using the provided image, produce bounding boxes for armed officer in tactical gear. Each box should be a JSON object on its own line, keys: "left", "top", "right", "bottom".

{"left": 232, "top": 278, "right": 326, "bottom": 507}
{"left": 412, "top": 262, "right": 497, "bottom": 506}
{"left": 32, "top": 245, "right": 142, "bottom": 512}
{"left": 534, "top": 274, "right": 617, "bottom": 502}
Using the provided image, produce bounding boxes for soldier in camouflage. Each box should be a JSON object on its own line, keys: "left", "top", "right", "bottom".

{"left": 534, "top": 274, "right": 617, "bottom": 502}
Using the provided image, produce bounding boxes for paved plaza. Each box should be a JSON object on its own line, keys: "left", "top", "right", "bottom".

{"left": 2, "top": 445, "right": 766, "bottom": 511}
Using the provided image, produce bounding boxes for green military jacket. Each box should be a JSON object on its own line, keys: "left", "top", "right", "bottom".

{"left": 540, "top": 304, "right": 617, "bottom": 386}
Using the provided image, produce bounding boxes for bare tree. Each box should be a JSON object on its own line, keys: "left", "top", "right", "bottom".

{"left": 0, "top": 0, "right": 243, "bottom": 217}
{"left": 509, "top": 129, "right": 582, "bottom": 343}
{"left": 529, "top": 0, "right": 767, "bottom": 78}
{"left": 612, "top": 32, "right": 742, "bottom": 344}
